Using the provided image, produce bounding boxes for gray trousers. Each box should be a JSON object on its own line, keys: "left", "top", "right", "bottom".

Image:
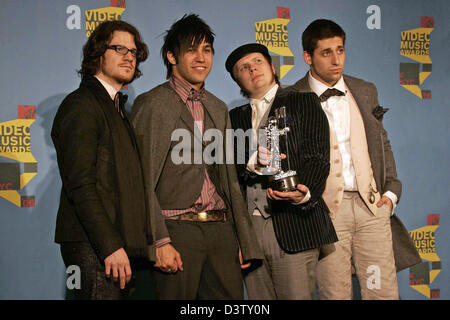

{"left": 244, "top": 215, "right": 319, "bottom": 300}
{"left": 153, "top": 220, "right": 243, "bottom": 300}
{"left": 316, "top": 192, "right": 399, "bottom": 300}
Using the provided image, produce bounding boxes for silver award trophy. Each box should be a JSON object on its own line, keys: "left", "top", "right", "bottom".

{"left": 261, "top": 106, "right": 299, "bottom": 192}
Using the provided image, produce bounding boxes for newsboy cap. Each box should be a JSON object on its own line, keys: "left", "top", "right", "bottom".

{"left": 225, "top": 43, "right": 271, "bottom": 74}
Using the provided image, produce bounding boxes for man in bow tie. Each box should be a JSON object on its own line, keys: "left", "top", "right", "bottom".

{"left": 131, "top": 14, "right": 262, "bottom": 299}
{"left": 288, "top": 19, "right": 419, "bottom": 299}
{"left": 226, "top": 43, "right": 337, "bottom": 299}
{"left": 51, "top": 20, "right": 151, "bottom": 299}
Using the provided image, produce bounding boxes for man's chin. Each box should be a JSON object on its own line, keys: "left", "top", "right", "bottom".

{"left": 117, "top": 75, "right": 134, "bottom": 85}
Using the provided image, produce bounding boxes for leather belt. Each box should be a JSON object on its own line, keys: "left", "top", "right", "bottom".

{"left": 165, "top": 210, "right": 227, "bottom": 222}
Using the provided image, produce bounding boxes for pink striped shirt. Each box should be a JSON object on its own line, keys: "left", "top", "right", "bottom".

{"left": 155, "top": 76, "right": 227, "bottom": 247}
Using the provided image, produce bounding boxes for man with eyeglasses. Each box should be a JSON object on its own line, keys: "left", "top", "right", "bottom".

{"left": 51, "top": 20, "right": 151, "bottom": 299}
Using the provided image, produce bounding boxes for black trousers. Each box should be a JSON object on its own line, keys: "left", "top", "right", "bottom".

{"left": 153, "top": 220, "right": 243, "bottom": 300}
{"left": 60, "top": 242, "right": 130, "bottom": 300}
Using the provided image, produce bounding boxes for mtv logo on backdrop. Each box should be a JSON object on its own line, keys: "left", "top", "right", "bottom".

{"left": 18, "top": 105, "right": 36, "bottom": 120}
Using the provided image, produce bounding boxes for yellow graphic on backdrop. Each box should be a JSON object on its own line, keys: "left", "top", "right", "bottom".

{"left": 399, "top": 17, "right": 433, "bottom": 99}
{"left": 408, "top": 214, "right": 441, "bottom": 299}
{"left": 85, "top": 6, "right": 125, "bottom": 38}
{"left": 255, "top": 7, "right": 294, "bottom": 80}
{"left": 0, "top": 106, "right": 37, "bottom": 207}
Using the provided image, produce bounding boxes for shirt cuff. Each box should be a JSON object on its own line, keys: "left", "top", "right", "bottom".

{"left": 383, "top": 191, "right": 398, "bottom": 216}
{"left": 292, "top": 190, "right": 311, "bottom": 205}
{"left": 155, "top": 237, "right": 171, "bottom": 248}
{"left": 247, "top": 151, "right": 263, "bottom": 175}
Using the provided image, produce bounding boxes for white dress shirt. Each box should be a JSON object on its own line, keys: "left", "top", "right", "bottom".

{"left": 308, "top": 72, "right": 397, "bottom": 212}
{"left": 95, "top": 76, "right": 119, "bottom": 100}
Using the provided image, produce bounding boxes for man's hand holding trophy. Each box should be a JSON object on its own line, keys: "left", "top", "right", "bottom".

{"left": 257, "top": 106, "right": 309, "bottom": 205}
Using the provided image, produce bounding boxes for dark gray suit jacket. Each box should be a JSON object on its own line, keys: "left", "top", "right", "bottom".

{"left": 288, "top": 73, "right": 420, "bottom": 271}
{"left": 131, "top": 82, "right": 263, "bottom": 263}
{"left": 52, "top": 76, "right": 151, "bottom": 261}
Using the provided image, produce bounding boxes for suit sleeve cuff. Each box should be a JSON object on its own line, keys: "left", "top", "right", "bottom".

{"left": 383, "top": 191, "right": 398, "bottom": 215}
{"left": 247, "top": 151, "right": 263, "bottom": 175}
{"left": 155, "top": 237, "right": 171, "bottom": 248}
{"left": 292, "top": 190, "right": 311, "bottom": 205}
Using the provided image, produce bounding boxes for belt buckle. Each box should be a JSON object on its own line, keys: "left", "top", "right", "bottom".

{"left": 198, "top": 211, "right": 208, "bottom": 222}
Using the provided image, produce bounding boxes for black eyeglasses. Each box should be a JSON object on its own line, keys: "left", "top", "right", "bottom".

{"left": 107, "top": 45, "right": 140, "bottom": 58}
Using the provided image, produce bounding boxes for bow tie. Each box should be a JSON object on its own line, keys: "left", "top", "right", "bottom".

{"left": 319, "top": 88, "right": 345, "bottom": 102}
{"left": 187, "top": 89, "right": 205, "bottom": 101}
{"left": 114, "top": 92, "right": 128, "bottom": 118}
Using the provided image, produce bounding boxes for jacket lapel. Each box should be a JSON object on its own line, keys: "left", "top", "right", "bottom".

{"left": 289, "top": 73, "right": 311, "bottom": 93}
{"left": 235, "top": 104, "right": 253, "bottom": 131}
{"left": 343, "top": 76, "right": 381, "bottom": 172}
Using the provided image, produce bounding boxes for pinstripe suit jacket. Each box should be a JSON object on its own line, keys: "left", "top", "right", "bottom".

{"left": 230, "top": 87, "right": 338, "bottom": 253}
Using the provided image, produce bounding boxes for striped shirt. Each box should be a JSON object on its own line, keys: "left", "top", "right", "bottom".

{"left": 155, "top": 75, "right": 227, "bottom": 248}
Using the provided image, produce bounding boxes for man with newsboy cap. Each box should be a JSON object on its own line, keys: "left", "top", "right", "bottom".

{"left": 225, "top": 43, "right": 337, "bottom": 299}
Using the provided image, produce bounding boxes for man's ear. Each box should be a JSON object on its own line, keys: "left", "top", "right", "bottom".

{"left": 271, "top": 63, "right": 276, "bottom": 75}
{"left": 167, "top": 51, "right": 177, "bottom": 65}
{"left": 303, "top": 51, "right": 312, "bottom": 66}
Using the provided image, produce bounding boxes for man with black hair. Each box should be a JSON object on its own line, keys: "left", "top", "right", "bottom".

{"left": 52, "top": 20, "right": 150, "bottom": 299}
{"left": 225, "top": 43, "right": 337, "bottom": 299}
{"left": 289, "top": 19, "right": 419, "bottom": 299}
{"left": 131, "top": 14, "right": 262, "bottom": 300}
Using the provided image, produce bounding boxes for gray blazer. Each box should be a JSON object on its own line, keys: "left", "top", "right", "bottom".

{"left": 131, "top": 82, "right": 263, "bottom": 263}
{"left": 288, "top": 73, "right": 420, "bottom": 271}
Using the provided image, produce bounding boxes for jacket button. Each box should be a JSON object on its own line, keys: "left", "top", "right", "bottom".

{"left": 333, "top": 145, "right": 339, "bottom": 150}
{"left": 336, "top": 173, "right": 342, "bottom": 177}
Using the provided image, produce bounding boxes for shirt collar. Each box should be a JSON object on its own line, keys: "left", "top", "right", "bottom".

{"left": 250, "top": 84, "right": 279, "bottom": 108}
{"left": 95, "top": 76, "right": 120, "bottom": 100}
{"left": 170, "top": 74, "right": 205, "bottom": 104}
{"left": 308, "top": 71, "right": 346, "bottom": 97}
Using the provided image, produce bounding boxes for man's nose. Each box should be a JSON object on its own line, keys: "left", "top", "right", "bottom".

{"left": 194, "top": 49, "right": 205, "bottom": 62}
{"left": 331, "top": 52, "right": 340, "bottom": 65}
{"left": 123, "top": 51, "right": 135, "bottom": 61}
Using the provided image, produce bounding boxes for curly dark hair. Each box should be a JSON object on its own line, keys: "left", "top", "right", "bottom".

{"left": 78, "top": 20, "right": 149, "bottom": 83}
{"left": 161, "top": 14, "right": 215, "bottom": 79}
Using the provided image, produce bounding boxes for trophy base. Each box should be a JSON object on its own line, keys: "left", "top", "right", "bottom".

{"left": 269, "top": 170, "right": 299, "bottom": 192}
